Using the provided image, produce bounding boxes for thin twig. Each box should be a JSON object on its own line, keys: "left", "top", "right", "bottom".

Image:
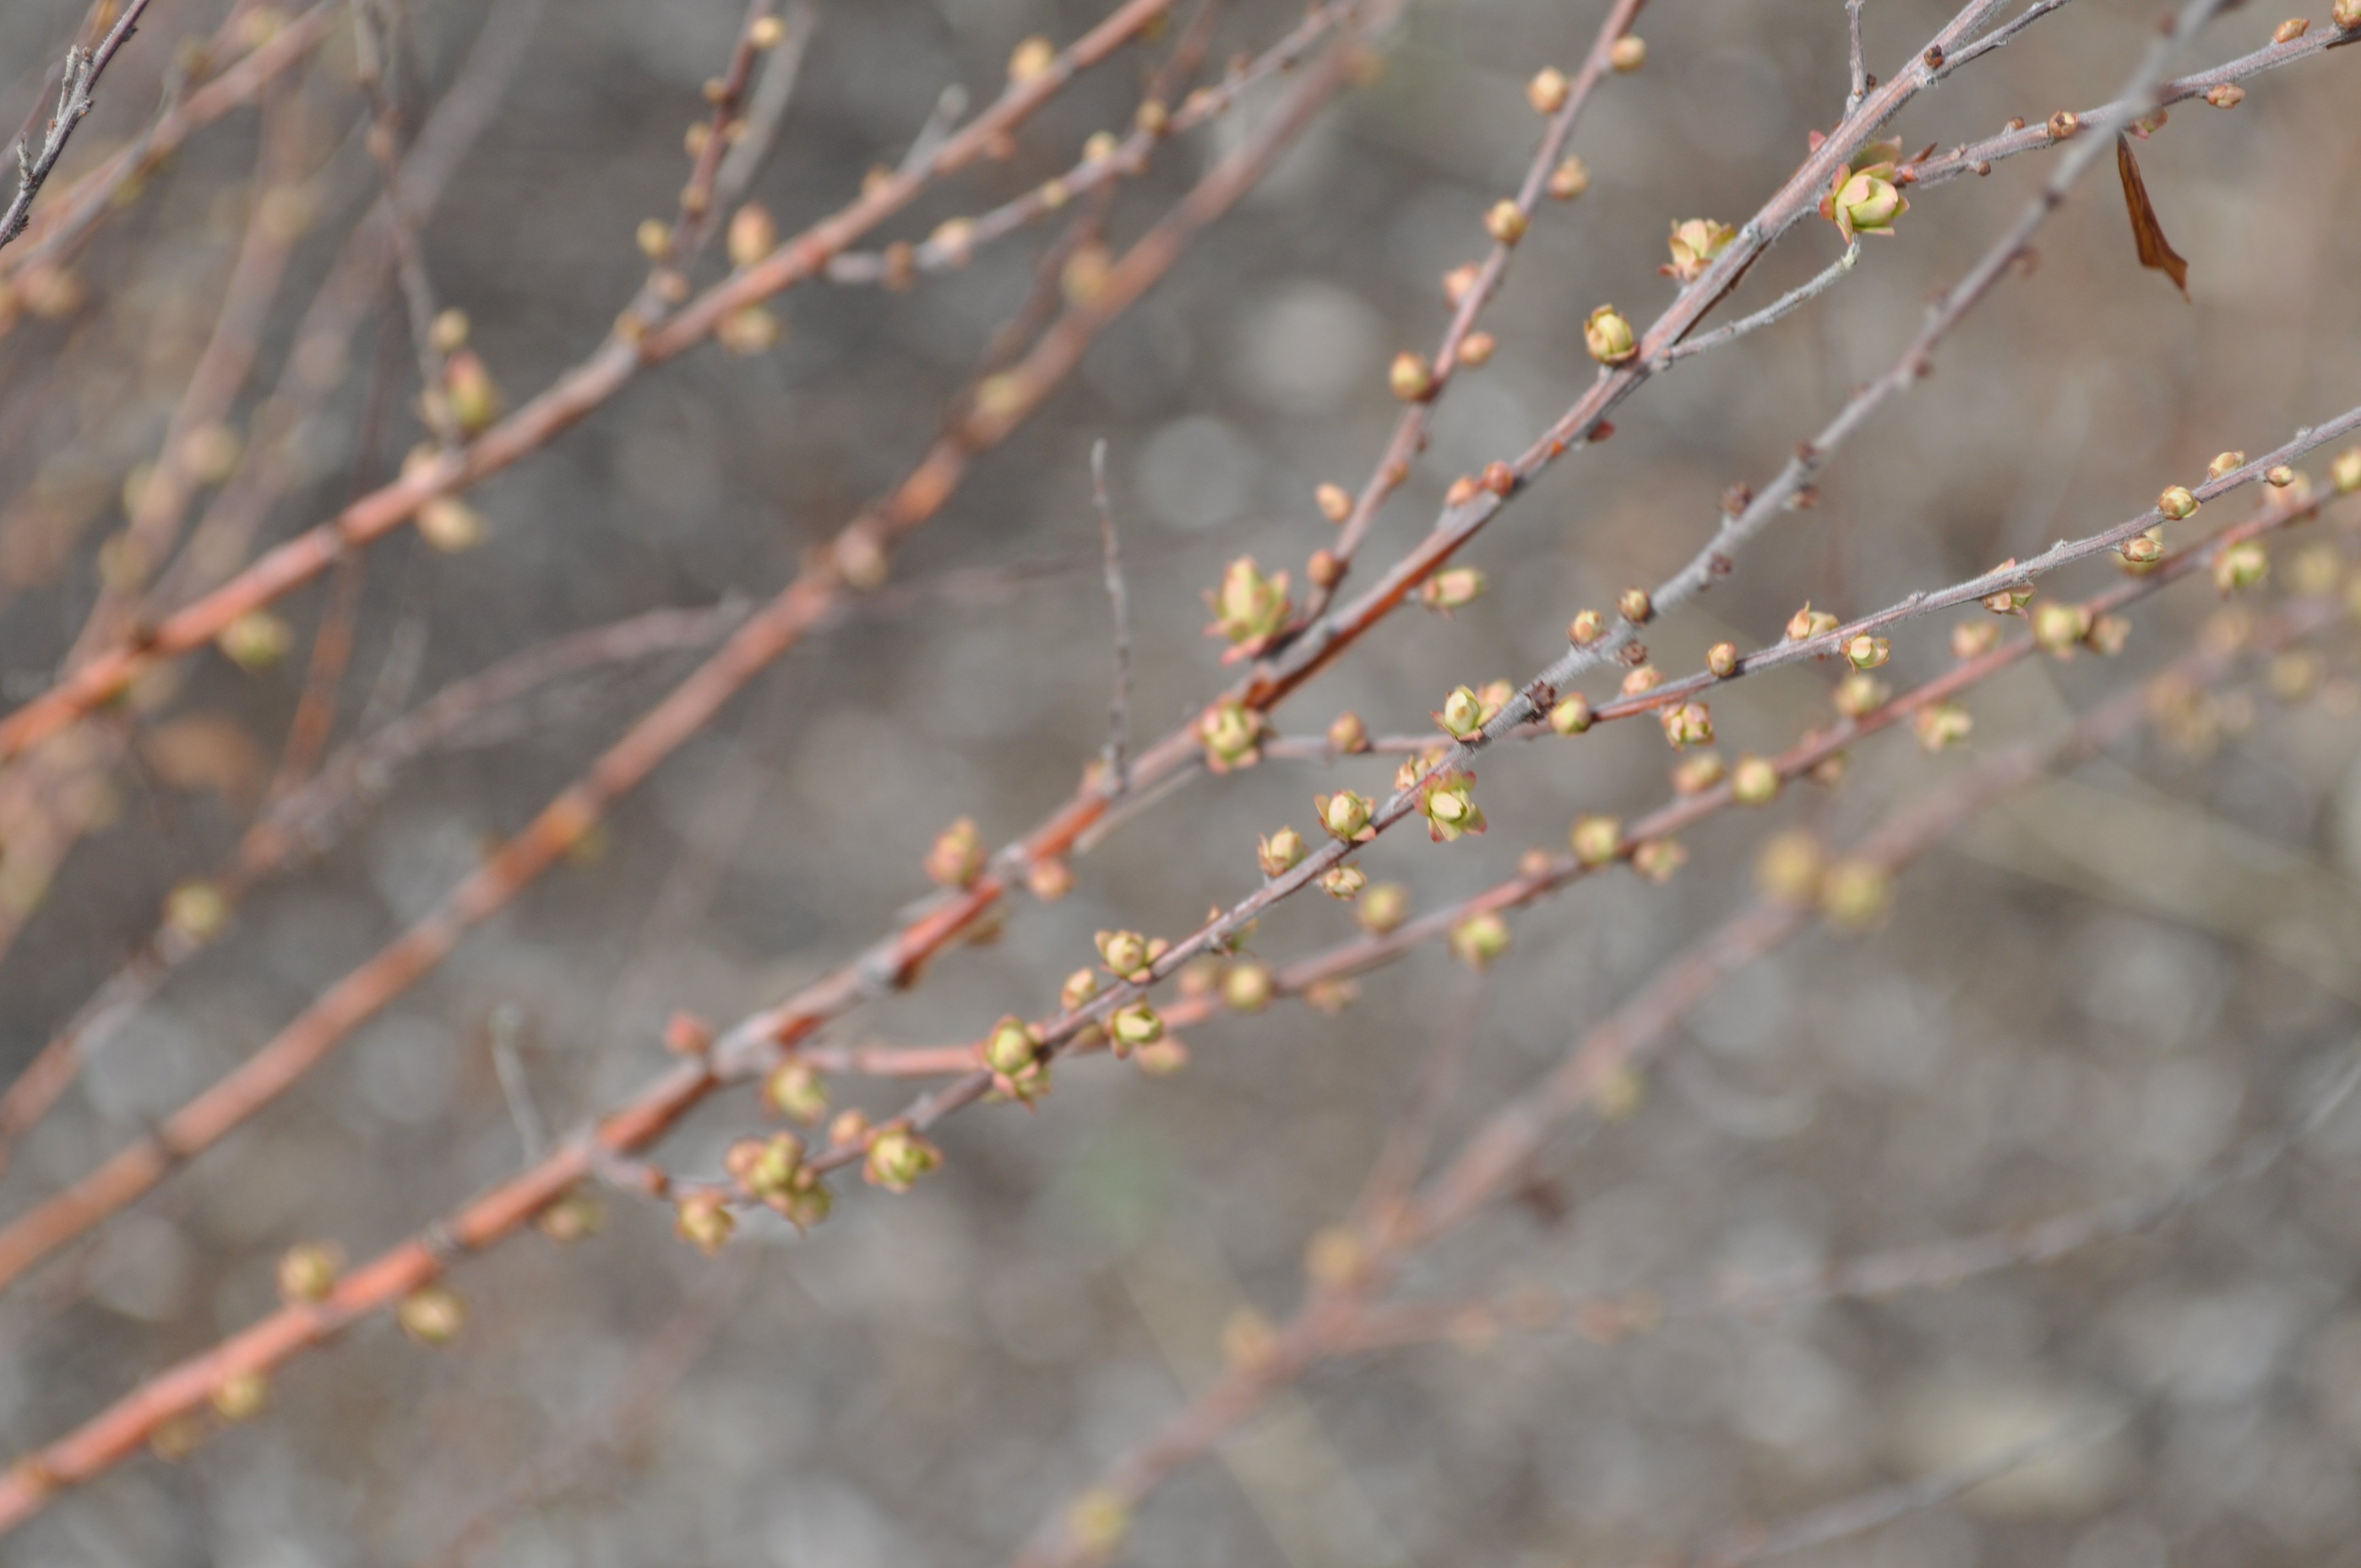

{"left": 1845, "top": 0, "right": 1869, "bottom": 112}
{"left": 487, "top": 1005, "right": 548, "bottom": 1161}
{"left": 0, "top": 0, "right": 158, "bottom": 250}
{"left": 1092, "top": 440, "right": 1131, "bottom": 795}
{"left": 1658, "top": 241, "right": 1857, "bottom": 366}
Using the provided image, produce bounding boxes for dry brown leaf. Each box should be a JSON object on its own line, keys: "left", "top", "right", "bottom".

{"left": 2115, "top": 134, "right": 2189, "bottom": 300}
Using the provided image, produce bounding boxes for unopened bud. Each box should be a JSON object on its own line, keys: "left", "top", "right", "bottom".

{"left": 211, "top": 1370, "right": 269, "bottom": 1422}
{"left": 443, "top": 350, "right": 501, "bottom": 437}
{"left": 1916, "top": 703, "right": 1973, "bottom": 750}
{"left": 537, "top": 1191, "right": 605, "bottom": 1242}
{"left": 2330, "top": 448, "right": 2361, "bottom": 492}
{"left": 417, "top": 497, "right": 485, "bottom": 552}
{"left": 2214, "top": 540, "right": 2268, "bottom": 594}
{"left": 1549, "top": 693, "right": 1594, "bottom": 734}
{"left": 1570, "top": 813, "right": 1622, "bottom": 867}
{"left": 764, "top": 1061, "right": 829, "bottom": 1124}
{"left": 1527, "top": 66, "right": 1571, "bottom": 113}
{"left": 1389, "top": 351, "right": 1435, "bottom": 401}
{"left": 218, "top": 610, "right": 292, "bottom": 671}
{"left": 1316, "top": 789, "right": 1375, "bottom": 842}
{"left": 925, "top": 816, "right": 986, "bottom": 889}
{"left": 2087, "top": 613, "right": 2131, "bottom": 656}
{"left": 1258, "top": 826, "right": 1308, "bottom": 878}
{"left": 1618, "top": 586, "right": 1653, "bottom": 623}
{"left": 1315, "top": 482, "right": 1352, "bottom": 522}
{"left": 1459, "top": 330, "right": 1496, "bottom": 366}
{"left": 1584, "top": 304, "right": 1638, "bottom": 365}
{"left": 1320, "top": 864, "right": 1367, "bottom": 900}
{"left": 428, "top": 308, "right": 469, "bottom": 354}
{"left": 1821, "top": 858, "right": 1893, "bottom": 930}
{"left": 1008, "top": 34, "right": 1056, "bottom": 83}
{"left": 1327, "top": 710, "right": 1370, "bottom": 754}
{"left": 2274, "top": 17, "right": 2310, "bottom": 41}
{"left": 1835, "top": 673, "right": 1889, "bottom": 718}
{"left": 1730, "top": 755, "right": 1781, "bottom": 805}
{"left": 675, "top": 1193, "right": 736, "bottom": 1254}
{"left": 165, "top": 881, "right": 230, "bottom": 941}
{"left": 1951, "top": 619, "right": 2000, "bottom": 659}
{"left": 1026, "top": 857, "right": 1074, "bottom": 902}
{"left": 1419, "top": 566, "right": 1486, "bottom": 612}
{"left": 2207, "top": 450, "right": 2246, "bottom": 480}
{"left": 1436, "top": 684, "right": 1487, "bottom": 738}
{"left": 1198, "top": 698, "right": 1264, "bottom": 772}
{"left": 1223, "top": 961, "right": 1275, "bottom": 1012}
{"left": 2158, "top": 484, "right": 2200, "bottom": 520}
{"left": 1845, "top": 633, "right": 1890, "bottom": 670}
{"left": 749, "top": 13, "right": 786, "bottom": 47}
{"left": 1707, "top": 641, "right": 1739, "bottom": 677}
{"left": 636, "top": 217, "right": 671, "bottom": 258}
{"left": 1107, "top": 1000, "right": 1164, "bottom": 1055}
{"left": 1068, "top": 1490, "right": 1131, "bottom": 1556}
{"left": 1095, "top": 928, "right": 1158, "bottom": 980}
{"left": 1786, "top": 602, "right": 1840, "bottom": 641}
{"left": 1547, "top": 155, "right": 1591, "bottom": 200}
{"left": 276, "top": 1243, "right": 342, "bottom": 1304}
{"left": 1633, "top": 839, "right": 1687, "bottom": 883}
{"left": 1609, "top": 35, "right": 1646, "bottom": 71}
{"left": 2119, "top": 529, "right": 2166, "bottom": 568}
{"left": 727, "top": 203, "right": 777, "bottom": 268}
{"left": 1672, "top": 753, "right": 1726, "bottom": 794}
{"left": 2204, "top": 82, "right": 2245, "bottom": 107}
{"left": 1569, "top": 608, "right": 1607, "bottom": 645}
{"left": 1755, "top": 830, "right": 1824, "bottom": 904}
{"left": 1484, "top": 200, "right": 1528, "bottom": 246}
{"left": 398, "top": 1284, "right": 467, "bottom": 1346}
{"left": 1622, "top": 665, "right": 1662, "bottom": 696}
{"left": 1450, "top": 911, "right": 1511, "bottom": 968}
{"left": 863, "top": 1125, "right": 942, "bottom": 1193}
{"left": 982, "top": 1016, "right": 1042, "bottom": 1078}
{"left": 1658, "top": 700, "right": 1712, "bottom": 748}
{"left": 2046, "top": 110, "right": 2079, "bottom": 139}
{"left": 1060, "top": 968, "right": 1100, "bottom": 1012}
{"left": 1357, "top": 883, "right": 1410, "bottom": 934}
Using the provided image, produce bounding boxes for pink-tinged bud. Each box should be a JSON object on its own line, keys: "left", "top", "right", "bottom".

{"left": 276, "top": 1243, "right": 342, "bottom": 1304}
{"left": 727, "top": 203, "right": 777, "bottom": 268}
{"left": 1223, "top": 961, "right": 1275, "bottom": 1012}
{"left": 1786, "top": 602, "right": 1840, "bottom": 641}
{"left": 1978, "top": 564, "right": 2034, "bottom": 615}
{"left": 924, "top": 816, "right": 986, "bottom": 889}
{"left": 217, "top": 609, "right": 293, "bottom": 672}
{"left": 1756, "top": 830, "right": 1825, "bottom": 905}
{"left": 1316, "top": 788, "right": 1377, "bottom": 841}
{"left": 1417, "top": 769, "right": 1487, "bottom": 843}
{"left": 1527, "top": 67, "right": 1571, "bottom": 113}
{"left": 2274, "top": 17, "right": 2310, "bottom": 41}
{"left": 1951, "top": 619, "right": 2000, "bottom": 658}
{"left": 1618, "top": 586, "right": 1654, "bottom": 623}
{"left": 1547, "top": 155, "right": 1590, "bottom": 200}
{"left": 829, "top": 1108, "right": 873, "bottom": 1149}
{"left": 1198, "top": 699, "right": 1265, "bottom": 772}
{"left": 1026, "top": 857, "right": 1074, "bottom": 902}
{"left": 1731, "top": 755, "right": 1781, "bottom": 805}
{"left": 748, "top": 14, "right": 786, "bottom": 47}
{"left": 664, "top": 1011, "right": 714, "bottom": 1057}
{"left": 2119, "top": 528, "right": 2166, "bottom": 570}
{"left": 982, "top": 1016, "right": 1041, "bottom": 1079}
{"left": 1450, "top": 911, "right": 1511, "bottom": 968}
{"left": 1916, "top": 702, "right": 1974, "bottom": 750}
{"left": 723, "top": 1131, "right": 806, "bottom": 1201}
{"left": 1484, "top": 200, "right": 1528, "bottom": 245}
{"left": 863, "top": 1125, "right": 942, "bottom": 1193}
{"left": 1458, "top": 330, "right": 1496, "bottom": 366}
{"left": 1659, "top": 700, "right": 1712, "bottom": 749}
{"left": 1821, "top": 858, "right": 1893, "bottom": 930}
{"left": 2214, "top": 541, "right": 2268, "bottom": 594}
{"left": 398, "top": 1284, "right": 467, "bottom": 1346}
{"left": 675, "top": 1193, "right": 735, "bottom": 1254}
{"left": 2047, "top": 110, "right": 2079, "bottom": 139}
{"left": 1059, "top": 969, "right": 1100, "bottom": 1015}
{"left": 1827, "top": 170, "right": 1905, "bottom": 237}
{"left": 2158, "top": 484, "right": 2200, "bottom": 520}
{"left": 2204, "top": 82, "right": 2245, "bottom": 107}
{"left": 1320, "top": 864, "right": 1367, "bottom": 900}
{"left": 1707, "top": 641, "right": 1739, "bottom": 678}
{"left": 1442, "top": 263, "right": 1482, "bottom": 306}
{"left": 1390, "top": 351, "right": 1435, "bottom": 401}
{"left": 2086, "top": 613, "right": 2131, "bottom": 656}
{"left": 1420, "top": 565, "right": 1487, "bottom": 612}
{"left": 1835, "top": 673, "right": 1889, "bottom": 718}
{"left": 1569, "top": 608, "right": 1607, "bottom": 645}
{"left": 1672, "top": 753, "right": 1725, "bottom": 794}
{"left": 1357, "top": 882, "right": 1410, "bottom": 933}
{"left": 443, "top": 350, "right": 501, "bottom": 437}
{"left": 1584, "top": 304, "right": 1638, "bottom": 364}
{"left": 1609, "top": 35, "right": 1646, "bottom": 70}
{"left": 1315, "top": 482, "right": 1352, "bottom": 522}
{"left": 1570, "top": 813, "right": 1622, "bottom": 867}
{"left": 1845, "top": 633, "right": 1890, "bottom": 670}
{"left": 1107, "top": 1000, "right": 1164, "bottom": 1056}
{"left": 1662, "top": 219, "right": 1736, "bottom": 282}
{"left": 2266, "top": 464, "right": 2296, "bottom": 488}
{"left": 1095, "top": 928, "right": 1161, "bottom": 981}
{"left": 1327, "top": 711, "right": 1370, "bottom": 754}
{"left": 1622, "top": 665, "right": 1662, "bottom": 696}
{"left": 764, "top": 1061, "right": 829, "bottom": 1124}
{"left": 1633, "top": 839, "right": 1687, "bottom": 883}
{"left": 1258, "top": 826, "right": 1309, "bottom": 877}
{"left": 1549, "top": 693, "right": 1594, "bottom": 734}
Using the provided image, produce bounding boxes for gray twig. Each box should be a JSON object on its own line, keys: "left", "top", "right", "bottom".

{"left": 0, "top": 0, "right": 159, "bottom": 250}
{"left": 1658, "top": 241, "right": 1858, "bottom": 367}
{"left": 1092, "top": 439, "right": 1131, "bottom": 796}
{"left": 487, "top": 1004, "right": 548, "bottom": 1159}
{"left": 713, "top": 0, "right": 816, "bottom": 204}
{"left": 1845, "top": 0, "right": 1869, "bottom": 111}
{"left": 897, "top": 83, "right": 969, "bottom": 178}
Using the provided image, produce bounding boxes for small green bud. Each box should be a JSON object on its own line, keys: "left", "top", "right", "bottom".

{"left": 1223, "top": 961, "right": 1275, "bottom": 1012}
{"left": 1821, "top": 859, "right": 1893, "bottom": 930}
{"left": 1730, "top": 755, "right": 1781, "bottom": 805}
{"left": 1835, "top": 673, "right": 1889, "bottom": 718}
{"left": 1205, "top": 556, "right": 1292, "bottom": 650}
{"left": 1549, "top": 693, "right": 1593, "bottom": 734}
{"left": 1570, "top": 813, "right": 1622, "bottom": 867}
{"left": 1915, "top": 703, "right": 1973, "bottom": 750}
{"left": 2157, "top": 484, "right": 2200, "bottom": 520}
{"left": 1437, "top": 685, "right": 1486, "bottom": 738}
{"left": 1320, "top": 864, "right": 1367, "bottom": 900}
{"left": 1658, "top": 700, "right": 1712, "bottom": 749}
{"left": 1584, "top": 304, "right": 1638, "bottom": 365}
{"left": 1258, "top": 826, "right": 1308, "bottom": 877}
{"left": 764, "top": 1061, "right": 829, "bottom": 1124}
{"left": 863, "top": 1126, "right": 942, "bottom": 1193}
{"left": 2214, "top": 541, "right": 2268, "bottom": 594}
{"left": 924, "top": 816, "right": 986, "bottom": 889}
{"left": 1095, "top": 928, "right": 1161, "bottom": 981}
{"left": 1417, "top": 769, "right": 1486, "bottom": 843}
{"left": 1419, "top": 565, "right": 1487, "bottom": 612}
{"left": 1844, "top": 633, "right": 1890, "bottom": 670}
{"left": 1197, "top": 699, "right": 1265, "bottom": 772}
{"left": 1315, "top": 789, "right": 1376, "bottom": 841}
{"left": 675, "top": 1193, "right": 736, "bottom": 1254}
{"left": 398, "top": 1284, "right": 467, "bottom": 1346}
{"left": 1357, "top": 882, "right": 1410, "bottom": 933}
{"left": 1108, "top": 1000, "right": 1165, "bottom": 1055}
{"left": 1449, "top": 911, "right": 1511, "bottom": 968}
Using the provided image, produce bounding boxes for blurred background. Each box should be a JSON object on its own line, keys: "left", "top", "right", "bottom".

{"left": 1, "top": 0, "right": 2359, "bottom": 1563}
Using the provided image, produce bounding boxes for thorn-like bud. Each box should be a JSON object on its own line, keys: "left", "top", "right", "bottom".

{"left": 1662, "top": 219, "right": 1737, "bottom": 283}
{"left": 211, "top": 1371, "right": 269, "bottom": 1423}
{"left": 276, "top": 1243, "right": 342, "bottom": 1304}
{"left": 1633, "top": 839, "right": 1687, "bottom": 883}
{"left": 2158, "top": 484, "right": 2200, "bottom": 520}
{"left": 1450, "top": 911, "right": 1511, "bottom": 968}
{"left": 1609, "top": 35, "right": 1646, "bottom": 71}
{"left": 1315, "top": 482, "right": 1353, "bottom": 522}
{"left": 1437, "top": 684, "right": 1487, "bottom": 739}
{"left": 1390, "top": 350, "right": 1435, "bottom": 401}
{"left": 1258, "top": 826, "right": 1309, "bottom": 878}
{"left": 1327, "top": 711, "right": 1370, "bottom": 754}
{"left": 1672, "top": 752, "right": 1726, "bottom": 794}
{"left": 217, "top": 609, "right": 292, "bottom": 671}
{"left": 1569, "top": 608, "right": 1607, "bottom": 645}
{"left": 863, "top": 1125, "right": 942, "bottom": 1193}
{"left": 2214, "top": 540, "right": 2268, "bottom": 594}
{"left": 1570, "top": 813, "right": 1622, "bottom": 867}
{"left": 1786, "top": 602, "right": 1840, "bottom": 641}
{"left": 1320, "top": 864, "right": 1367, "bottom": 900}
{"left": 1205, "top": 556, "right": 1292, "bottom": 651}
{"left": 1547, "top": 155, "right": 1591, "bottom": 200}
{"left": 764, "top": 1061, "right": 828, "bottom": 1124}
{"left": 1484, "top": 200, "right": 1528, "bottom": 245}
{"left": 1755, "top": 829, "right": 1825, "bottom": 904}
{"left": 924, "top": 816, "right": 986, "bottom": 889}
{"left": 1835, "top": 673, "right": 1889, "bottom": 718}
{"left": 1916, "top": 703, "right": 1973, "bottom": 750}
{"left": 1459, "top": 330, "right": 1497, "bottom": 367}
{"left": 1198, "top": 698, "right": 1265, "bottom": 773}
{"left": 1845, "top": 633, "right": 1890, "bottom": 670}
{"left": 1584, "top": 304, "right": 1638, "bottom": 365}
{"left": 675, "top": 1192, "right": 735, "bottom": 1253}
{"left": 1951, "top": 619, "right": 2000, "bottom": 659}
{"left": 1357, "top": 883, "right": 1410, "bottom": 934}
{"left": 2204, "top": 82, "right": 2245, "bottom": 107}
{"left": 1658, "top": 700, "right": 1712, "bottom": 749}
{"left": 1095, "top": 928, "right": 1164, "bottom": 982}
{"left": 1008, "top": 34, "right": 1056, "bottom": 83}
{"left": 1821, "top": 858, "right": 1894, "bottom": 930}
{"left": 1315, "top": 788, "right": 1377, "bottom": 842}
{"left": 2330, "top": 447, "right": 2361, "bottom": 492}
{"left": 1419, "top": 565, "right": 1486, "bottom": 612}
{"left": 1549, "top": 693, "right": 1594, "bottom": 734}
{"left": 1707, "top": 641, "right": 1739, "bottom": 678}
{"left": 2046, "top": 110, "right": 2079, "bottom": 140}
{"left": 1731, "top": 755, "right": 1781, "bottom": 805}
{"left": 1618, "top": 586, "right": 1654, "bottom": 623}
{"left": 1107, "top": 1000, "right": 1164, "bottom": 1057}
{"left": 1417, "top": 769, "right": 1487, "bottom": 842}
{"left": 398, "top": 1284, "right": 466, "bottom": 1346}
{"left": 1527, "top": 66, "right": 1571, "bottom": 113}
{"left": 727, "top": 203, "right": 777, "bottom": 268}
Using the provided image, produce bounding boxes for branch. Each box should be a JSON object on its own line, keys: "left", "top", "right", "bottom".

{"left": 0, "top": 0, "right": 157, "bottom": 251}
